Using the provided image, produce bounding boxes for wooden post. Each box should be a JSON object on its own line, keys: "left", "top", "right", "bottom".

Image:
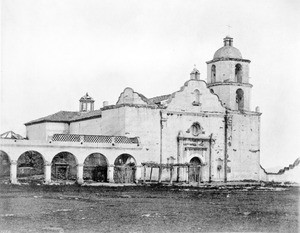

{"left": 198, "top": 166, "right": 201, "bottom": 186}
{"left": 149, "top": 167, "right": 153, "bottom": 183}
{"left": 169, "top": 166, "right": 173, "bottom": 185}
{"left": 187, "top": 165, "right": 190, "bottom": 184}
{"left": 143, "top": 166, "right": 146, "bottom": 183}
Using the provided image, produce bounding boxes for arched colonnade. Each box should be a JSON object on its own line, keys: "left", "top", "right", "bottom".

{"left": 0, "top": 149, "right": 141, "bottom": 184}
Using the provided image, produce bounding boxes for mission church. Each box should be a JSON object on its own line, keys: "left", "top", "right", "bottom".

{"left": 1, "top": 36, "right": 266, "bottom": 184}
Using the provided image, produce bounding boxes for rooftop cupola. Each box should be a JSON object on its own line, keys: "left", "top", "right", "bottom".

{"left": 223, "top": 36, "right": 233, "bottom": 46}
{"left": 190, "top": 66, "right": 200, "bottom": 80}
{"left": 79, "top": 93, "right": 95, "bottom": 112}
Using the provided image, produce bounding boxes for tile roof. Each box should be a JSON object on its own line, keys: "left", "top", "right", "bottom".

{"left": 24, "top": 110, "right": 102, "bottom": 126}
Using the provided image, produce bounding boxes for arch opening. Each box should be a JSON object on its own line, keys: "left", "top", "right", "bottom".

{"left": 17, "top": 151, "right": 44, "bottom": 183}
{"left": 211, "top": 65, "right": 216, "bottom": 82}
{"left": 51, "top": 152, "right": 77, "bottom": 181}
{"left": 114, "top": 154, "right": 136, "bottom": 183}
{"left": 0, "top": 151, "right": 10, "bottom": 180}
{"left": 236, "top": 88, "right": 244, "bottom": 111}
{"left": 189, "top": 157, "right": 202, "bottom": 183}
{"left": 83, "top": 153, "right": 108, "bottom": 182}
{"left": 235, "top": 64, "right": 243, "bottom": 83}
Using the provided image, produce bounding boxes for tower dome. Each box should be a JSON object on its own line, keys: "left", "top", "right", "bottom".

{"left": 213, "top": 36, "right": 242, "bottom": 59}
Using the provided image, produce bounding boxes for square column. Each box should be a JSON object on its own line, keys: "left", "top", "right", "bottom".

{"left": 76, "top": 164, "right": 84, "bottom": 184}
{"left": 108, "top": 165, "right": 114, "bottom": 183}
{"left": 44, "top": 162, "right": 52, "bottom": 184}
{"left": 135, "top": 166, "right": 142, "bottom": 183}
{"left": 10, "top": 160, "right": 18, "bottom": 184}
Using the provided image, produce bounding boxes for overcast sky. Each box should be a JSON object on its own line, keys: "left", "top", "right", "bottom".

{"left": 1, "top": 0, "right": 300, "bottom": 169}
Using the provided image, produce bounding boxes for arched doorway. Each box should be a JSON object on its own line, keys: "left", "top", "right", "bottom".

{"left": 51, "top": 152, "right": 77, "bottom": 181}
{"left": 83, "top": 153, "right": 108, "bottom": 182}
{"left": 114, "top": 154, "right": 136, "bottom": 183}
{"left": 189, "top": 157, "right": 202, "bottom": 183}
{"left": 0, "top": 151, "right": 10, "bottom": 180}
{"left": 17, "top": 151, "right": 44, "bottom": 182}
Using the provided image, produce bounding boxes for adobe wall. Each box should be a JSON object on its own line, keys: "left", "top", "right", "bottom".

{"left": 26, "top": 122, "right": 69, "bottom": 141}
{"left": 227, "top": 113, "right": 260, "bottom": 181}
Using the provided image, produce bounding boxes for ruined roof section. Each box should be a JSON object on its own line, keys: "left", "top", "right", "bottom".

{"left": 25, "top": 110, "right": 102, "bottom": 126}
{"left": 148, "top": 94, "right": 171, "bottom": 104}
{"left": 0, "top": 131, "right": 24, "bottom": 140}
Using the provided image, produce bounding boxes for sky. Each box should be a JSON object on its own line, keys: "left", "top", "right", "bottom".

{"left": 1, "top": 0, "right": 300, "bottom": 169}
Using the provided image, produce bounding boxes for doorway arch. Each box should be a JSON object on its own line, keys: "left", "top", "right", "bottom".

{"left": 17, "top": 151, "right": 44, "bottom": 182}
{"left": 189, "top": 157, "right": 202, "bottom": 183}
{"left": 83, "top": 153, "right": 108, "bottom": 182}
{"left": 114, "top": 154, "right": 136, "bottom": 183}
{"left": 0, "top": 150, "right": 10, "bottom": 179}
{"left": 51, "top": 152, "right": 77, "bottom": 181}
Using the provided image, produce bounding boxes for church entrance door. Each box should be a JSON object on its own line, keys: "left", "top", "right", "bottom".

{"left": 188, "top": 157, "right": 201, "bottom": 183}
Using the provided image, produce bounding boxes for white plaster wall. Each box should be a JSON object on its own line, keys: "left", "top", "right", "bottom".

{"left": 266, "top": 166, "right": 300, "bottom": 183}
{"left": 227, "top": 113, "right": 260, "bottom": 181}
{"left": 210, "top": 85, "right": 251, "bottom": 111}
{"left": 26, "top": 123, "right": 47, "bottom": 141}
{"left": 99, "top": 108, "right": 126, "bottom": 136}
{"left": 166, "top": 80, "right": 225, "bottom": 113}
{"left": 123, "top": 106, "right": 161, "bottom": 163}
{"left": 70, "top": 118, "right": 102, "bottom": 135}
{"left": 26, "top": 122, "right": 70, "bottom": 141}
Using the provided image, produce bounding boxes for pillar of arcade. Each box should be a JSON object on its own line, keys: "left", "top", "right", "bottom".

{"left": 76, "top": 163, "right": 84, "bottom": 184}
{"left": 44, "top": 161, "right": 52, "bottom": 184}
{"left": 10, "top": 160, "right": 18, "bottom": 184}
{"left": 108, "top": 165, "right": 114, "bottom": 183}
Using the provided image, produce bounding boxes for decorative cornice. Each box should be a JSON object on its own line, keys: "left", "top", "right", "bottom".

{"left": 206, "top": 57, "right": 251, "bottom": 64}
{"left": 207, "top": 82, "right": 253, "bottom": 88}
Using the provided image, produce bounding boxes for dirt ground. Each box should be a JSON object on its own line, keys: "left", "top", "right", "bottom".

{"left": 0, "top": 183, "right": 299, "bottom": 233}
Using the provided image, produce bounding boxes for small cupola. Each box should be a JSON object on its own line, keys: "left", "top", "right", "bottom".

{"left": 190, "top": 66, "right": 200, "bottom": 80}
{"left": 79, "top": 93, "right": 95, "bottom": 112}
{"left": 223, "top": 36, "right": 233, "bottom": 46}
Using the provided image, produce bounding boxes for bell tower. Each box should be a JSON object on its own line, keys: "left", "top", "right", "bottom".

{"left": 206, "top": 36, "right": 252, "bottom": 111}
{"left": 79, "top": 93, "right": 95, "bottom": 112}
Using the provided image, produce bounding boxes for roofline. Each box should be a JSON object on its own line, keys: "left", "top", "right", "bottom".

{"left": 206, "top": 57, "right": 251, "bottom": 64}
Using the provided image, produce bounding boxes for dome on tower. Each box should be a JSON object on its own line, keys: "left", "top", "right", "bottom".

{"left": 213, "top": 36, "right": 242, "bottom": 59}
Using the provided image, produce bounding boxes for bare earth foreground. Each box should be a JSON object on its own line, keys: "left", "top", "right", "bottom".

{"left": 0, "top": 183, "right": 299, "bottom": 233}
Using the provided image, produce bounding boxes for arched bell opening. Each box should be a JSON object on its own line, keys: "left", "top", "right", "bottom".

{"left": 235, "top": 64, "right": 243, "bottom": 83}
{"left": 51, "top": 152, "right": 77, "bottom": 181}
{"left": 236, "top": 88, "right": 244, "bottom": 111}
{"left": 114, "top": 154, "right": 136, "bottom": 183}
{"left": 83, "top": 153, "right": 108, "bottom": 182}
{"left": 17, "top": 151, "right": 45, "bottom": 183}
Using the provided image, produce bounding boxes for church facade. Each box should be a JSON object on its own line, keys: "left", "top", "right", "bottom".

{"left": 1, "top": 37, "right": 266, "bottom": 184}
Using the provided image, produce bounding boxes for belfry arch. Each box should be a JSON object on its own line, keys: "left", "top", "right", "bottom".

{"left": 211, "top": 65, "right": 216, "bottom": 82}
{"left": 236, "top": 88, "right": 244, "bottom": 111}
{"left": 235, "top": 64, "right": 243, "bottom": 83}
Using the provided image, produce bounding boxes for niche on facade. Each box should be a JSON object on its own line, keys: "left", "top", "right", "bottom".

{"left": 192, "top": 89, "right": 201, "bottom": 106}
{"left": 187, "top": 122, "right": 204, "bottom": 136}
